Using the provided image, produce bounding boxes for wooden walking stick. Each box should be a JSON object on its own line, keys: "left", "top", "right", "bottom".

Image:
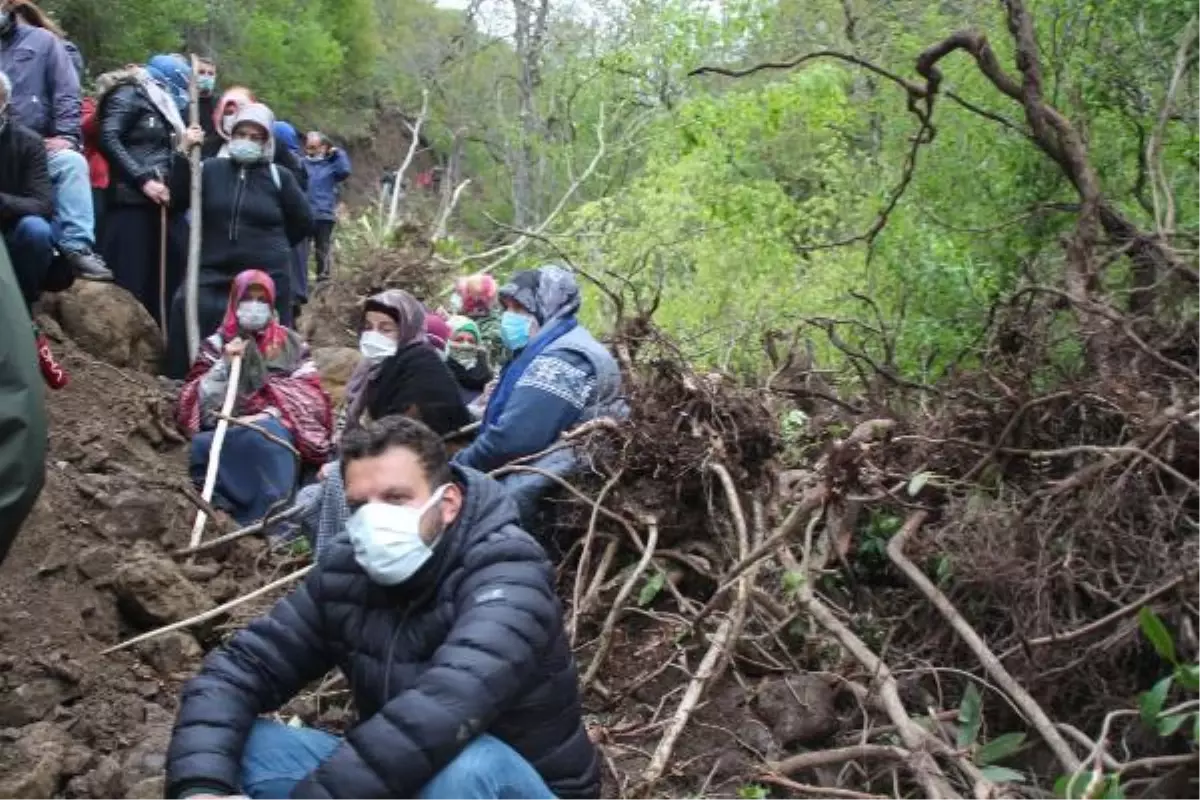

{"left": 189, "top": 353, "right": 243, "bottom": 549}
{"left": 158, "top": 200, "right": 168, "bottom": 344}
{"left": 184, "top": 54, "right": 204, "bottom": 362}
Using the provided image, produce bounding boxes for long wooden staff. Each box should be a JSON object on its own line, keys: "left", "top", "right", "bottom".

{"left": 185, "top": 54, "right": 203, "bottom": 362}
{"left": 188, "top": 354, "right": 242, "bottom": 549}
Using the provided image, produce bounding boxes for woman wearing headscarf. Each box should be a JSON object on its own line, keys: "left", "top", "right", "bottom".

{"left": 176, "top": 270, "right": 332, "bottom": 525}
{"left": 96, "top": 54, "right": 203, "bottom": 325}
{"left": 445, "top": 314, "right": 494, "bottom": 407}
{"left": 165, "top": 102, "right": 312, "bottom": 378}
{"left": 448, "top": 272, "right": 508, "bottom": 368}
{"left": 297, "top": 288, "right": 469, "bottom": 560}
{"left": 453, "top": 265, "right": 626, "bottom": 521}
{"left": 202, "top": 85, "right": 254, "bottom": 159}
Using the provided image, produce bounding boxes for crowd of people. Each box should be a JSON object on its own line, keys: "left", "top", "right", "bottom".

{"left": 0, "top": 2, "right": 354, "bottom": 388}
{"left": 0, "top": 2, "right": 633, "bottom": 797}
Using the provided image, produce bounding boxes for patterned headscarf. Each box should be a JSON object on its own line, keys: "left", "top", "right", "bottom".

{"left": 499, "top": 264, "right": 581, "bottom": 325}
{"left": 453, "top": 274, "right": 498, "bottom": 317}
{"left": 424, "top": 312, "right": 451, "bottom": 353}
{"left": 218, "top": 270, "right": 300, "bottom": 393}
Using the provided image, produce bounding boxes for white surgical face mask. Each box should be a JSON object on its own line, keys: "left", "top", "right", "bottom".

{"left": 236, "top": 299, "right": 272, "bottom": 331}
{"left": 359, "top": 330, "right": 398, "bottom": 363}
{"left": 347, "top": 485, "right": 448, "bottom": 585}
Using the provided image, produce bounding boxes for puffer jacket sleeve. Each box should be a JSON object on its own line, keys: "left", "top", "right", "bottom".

{"left": 165, "top": 572, "right": 336, "bottom": 799}
{"left": 290, "top": 531, "right": 558, "bottom": 798}
{"left": 279, "top": 167, "right": 313, "bottom": 246}
{"left": 98, "top": 84, "right": 154, "bottom": 189}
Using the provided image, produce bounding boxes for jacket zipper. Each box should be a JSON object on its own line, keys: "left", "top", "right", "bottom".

{"left": 229, "top": 167, "right": 245, "bottom": 242}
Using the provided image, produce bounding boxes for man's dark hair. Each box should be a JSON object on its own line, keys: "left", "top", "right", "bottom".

{"left": 340, "top": 415, "right": 453, "bottom": 488}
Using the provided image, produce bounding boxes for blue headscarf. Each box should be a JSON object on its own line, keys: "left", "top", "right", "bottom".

{"left": 145, "top": 54, "right": 190, "bottom": 112}
{"left": 273, "top": 120, "right": 301, "bottom": 155}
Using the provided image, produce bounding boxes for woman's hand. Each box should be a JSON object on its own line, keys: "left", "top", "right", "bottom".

{"left": 142, "top": 179, "right": 170, "bottom": 205}
{"left": 184, "top": 124, "right": 205, "bottom": 148}
{"left": 223, "top": 337, "right": 247, "bottom": 360}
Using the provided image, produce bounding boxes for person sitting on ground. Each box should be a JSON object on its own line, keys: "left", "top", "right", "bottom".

{"left": 0, "top": 1, "right": 111, "bottom": 281}
{"left": 0, "top": 239, "right": 46, "bottom": 566}
{"left": 298, "top": 289, "right": 471, "bottom": 560}
{"left": 301, "top": 131, "right": 350, "bottom": 283}
{"left": 96, "top": 55, "right": 203, "bottom": 326}
{"left": 448, "top": 272, "right": 507, "bottom": 367}
{"left": 0, "top": 70, "right": 70, "bottom": 388}
{"left": 202, "top": 84, "right": 253, "bottom": 158}
{"left": 165, "top": 102, "right": 311, "bottom": 378}
{"left": 176, "top": 269, "right": 332, "bottom": 526}
{"left": 446, "top": 314, "right": 495, "bottom": 408}
{"left": 453, "top": 265, "right": 625, "bottom": 522}
{"left": 166, "top": 414, "right": 601, "bottom": 800}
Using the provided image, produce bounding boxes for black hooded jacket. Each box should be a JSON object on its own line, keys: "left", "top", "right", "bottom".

{"left": 199, "top": 156, "right": 311, "bottom": 273}
{"left": 366, "top": 343, "right": 472, "bottom": 436}
{"left": 165, "top": 467, "right": 600, "bottom": 799}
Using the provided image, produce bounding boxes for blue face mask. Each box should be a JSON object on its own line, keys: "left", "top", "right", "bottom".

{"left": 500, "top": 311, "right": 533, "bottom": 351}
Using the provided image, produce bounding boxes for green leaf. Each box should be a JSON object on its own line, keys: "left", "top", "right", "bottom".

{"left": 1139, "top": 675, "right": 1172, "bottom": 726}
{"left": 956, "top": 683, "right": 983, "bottom": 749}
{"left": 1157, "top": 713, "right": 1189, "bottom": 736}
{"left": 977, "top": 732, "right": 1027, "bottom": 764}
{"left": 1138, "top": 607, "right": 1177, "bottom": 664}
{"left": 637, "top": 571, "right": 666, "bottom": 607}
{"left": 1175, "top": 663, "right": 1199, "bottom": 692}
{"left": 907, "top": 471, "right": 932, "bottom": 496}
{"left": 979, "top": 765, "right": 1027, "bottom": 784}
{"left": 1054, "top": 773, "right": 1087, "bottom": 798}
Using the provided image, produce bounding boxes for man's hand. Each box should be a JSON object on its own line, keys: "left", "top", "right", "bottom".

{"left": 223, "top": 337, "right": 247, "bottom": 360}
{"left": 44, "top": 137, "right": 72, "bottom": 153}
{"left": 184, "top": 124, "right": 205, "bottom": 148}
{"left": 142, "top": 179, "right": 170, "bottom": 205}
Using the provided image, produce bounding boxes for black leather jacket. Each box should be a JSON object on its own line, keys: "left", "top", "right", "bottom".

{"left": 98, "top": 81, "right": 188, "bottom": 208}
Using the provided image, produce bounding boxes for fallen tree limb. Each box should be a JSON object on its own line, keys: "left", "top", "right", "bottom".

{"left": 171, "top": 501, "right": 310, "bottom": 558}
{"left": 570, "top": 469, "right": 623, "bottom": 644}
{"left": 101, "top": 565, "right": 314, "bottom": 654}
{"left": 773, "top": 743, "right": 911, "bottom": 775}
{"left": 758, "top": 772, "right": 889, "bottom": 799}
{"left": 887, "top": 512, "right": 1083, "bottom": 774}
{"left": 581, "top": 517, "right": 658, "bottom": 689}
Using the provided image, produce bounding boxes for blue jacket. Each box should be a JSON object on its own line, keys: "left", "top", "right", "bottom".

{"left": 165, "top": 467, "right": 600, "bottom": 799}
{"left": 0, "top": 23, "right": 81, "bottom": 141}
{"left": 302, "top": 148, "right": 351, "bottom": 221}
{"left": 455, "top": 324, "right": 623, "bottom": 474}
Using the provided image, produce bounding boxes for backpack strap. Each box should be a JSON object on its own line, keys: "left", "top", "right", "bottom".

{"left": 270, "top": 163, "right": 281, "bottom": 191}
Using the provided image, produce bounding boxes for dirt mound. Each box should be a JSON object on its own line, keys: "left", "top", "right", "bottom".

{"left": 0, "top": 316, "right": 281, "bottom": 798}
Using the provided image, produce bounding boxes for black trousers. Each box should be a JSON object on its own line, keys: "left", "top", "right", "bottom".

{"left": 101, "top": 204, "right": 187, "bottom": 327}
{"left": 312, "top": 220, "right": 335, "bottom": 282}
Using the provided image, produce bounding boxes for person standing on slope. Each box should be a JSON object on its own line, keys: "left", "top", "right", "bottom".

{"left": 301, "top": 131, "right": 350, "bottom": 284}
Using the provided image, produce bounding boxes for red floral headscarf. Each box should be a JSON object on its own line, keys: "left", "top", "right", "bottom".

{"left": 453, "top": 274, "right": 498, "bottom": 317}
{"left": 219, "top": 269, "right": 290, "bottom": 359}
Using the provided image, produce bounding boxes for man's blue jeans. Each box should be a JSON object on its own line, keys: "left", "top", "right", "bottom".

{"left": 47, "top": 148, "right": 95, "bottom": 252}
{"left": 5, "top": 216, "right": 55, "bottom": 305}
{"left": 240, "top": 719, "right": 557, "bottom": 799}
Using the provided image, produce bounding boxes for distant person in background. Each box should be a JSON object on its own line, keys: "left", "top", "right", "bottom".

{"left": 302, "top": 130, "right": 350, "bottom": 284}
{"left": 96, "top": 55, "right": 202, "bottom": 326}
{"left": 0, "top": 0, "right": 112, "bottom": 281}
{"left": 449, "top": 273, "right": 508, "bottom": 368}
{"left": 0, "top": 70, "right": 70, "bottom": 388}
{"left": 446, "top": 315, "right": 494, "bottom": 408}
{"left": 202, "top": 84, "right": 253, "bottom": 159}
{"left": 272, "top": 119, "right": 310, "bottom": 320}
{"left": 195, "top": 56, "right": 217, "bottom": 141}
{"left": 176, "top": 269, "right": 332, "bottom": 525}
{"left": 0, "top": 240, "right": 47, "bottom": 566}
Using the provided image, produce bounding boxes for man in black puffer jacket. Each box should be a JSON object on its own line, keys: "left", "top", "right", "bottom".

{"left": 165, "top": 415, "right": 600, "bottom": 800}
